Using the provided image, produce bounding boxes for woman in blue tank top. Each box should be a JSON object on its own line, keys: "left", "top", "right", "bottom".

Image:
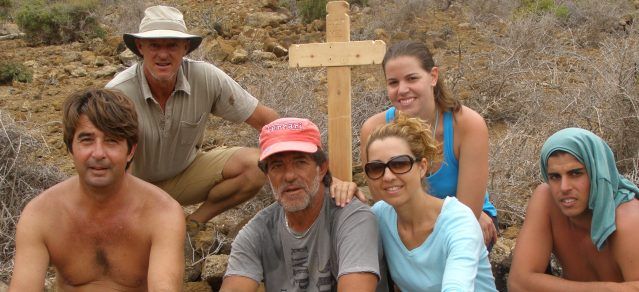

{"left": 359, "top": 40, "right": 498, "bottom": 247}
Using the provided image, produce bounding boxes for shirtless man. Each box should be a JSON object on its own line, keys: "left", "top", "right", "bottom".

{"left": 508, "top": 128, "right": 639, "bottom": 291}
{"left": 9, "top": 88, "right": 185, "bottom": 291}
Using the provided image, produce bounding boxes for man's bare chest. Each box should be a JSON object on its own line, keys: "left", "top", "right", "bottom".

{"left": 552, "top": 220, "right": 622, "bottom": 281}
{"left": 45, "top": 215, "right": 151, "bottom": 288}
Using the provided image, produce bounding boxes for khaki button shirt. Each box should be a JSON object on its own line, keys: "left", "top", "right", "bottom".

{"left": 106, "top": 59, "right": 258, "bottom": 182}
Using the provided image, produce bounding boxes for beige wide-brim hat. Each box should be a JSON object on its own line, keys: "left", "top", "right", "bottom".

{"left": 124, "top": 5, "right": 202, "bottom": 58}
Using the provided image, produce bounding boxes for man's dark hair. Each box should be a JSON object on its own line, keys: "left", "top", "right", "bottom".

{"left": 62, "top": 88, "right": 138, "bottom": 168}
{"left": 258, "top": 149, "right": 332, "bottom": 187}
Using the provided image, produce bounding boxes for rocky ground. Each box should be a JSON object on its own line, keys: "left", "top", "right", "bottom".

{"left": 2, "top": 0, "right": 638, "bottom": 291}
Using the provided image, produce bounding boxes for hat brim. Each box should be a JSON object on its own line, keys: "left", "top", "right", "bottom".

{"left": 259, "top": 141, "right": 319, "bottom": 161}
{"left": 123, "top": 31, "right": 203, "bottom": 58}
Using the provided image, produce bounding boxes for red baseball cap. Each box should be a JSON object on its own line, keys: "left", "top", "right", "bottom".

{"left": 259, "top": 118, "right": 322, "bottom": 161}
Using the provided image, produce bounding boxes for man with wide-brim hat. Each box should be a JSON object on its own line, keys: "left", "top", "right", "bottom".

{"left": 106, "top": 5, "right": 279, "bottom": 238}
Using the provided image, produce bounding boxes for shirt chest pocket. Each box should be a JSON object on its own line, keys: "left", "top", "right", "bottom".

{"left": 178, "top": 113, "right": 207, "bottom": 147}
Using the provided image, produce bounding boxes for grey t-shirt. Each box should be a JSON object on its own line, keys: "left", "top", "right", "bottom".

{"left": 225, "top": 191, "right": 387, "bottom": 292}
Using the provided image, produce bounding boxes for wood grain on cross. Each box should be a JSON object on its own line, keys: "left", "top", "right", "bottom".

{"left": 288, "top": 1, "right": 386, "bottom": 181}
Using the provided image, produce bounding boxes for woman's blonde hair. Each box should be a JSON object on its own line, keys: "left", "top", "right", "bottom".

{"left": 366, "top": 111, "right": 441, "bottom": 170}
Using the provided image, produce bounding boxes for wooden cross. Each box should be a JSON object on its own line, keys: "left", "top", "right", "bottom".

{"left": 288, "top": 1, "right": 386, "bottom": 181}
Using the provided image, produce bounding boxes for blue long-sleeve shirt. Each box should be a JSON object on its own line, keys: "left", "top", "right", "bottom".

{"left": 372, "top": 197, "right": 496, "bottom": 292}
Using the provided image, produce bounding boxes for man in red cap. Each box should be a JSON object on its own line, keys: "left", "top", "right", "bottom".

{"left": 221, "top": 118, "right": 387, "bottom": 292}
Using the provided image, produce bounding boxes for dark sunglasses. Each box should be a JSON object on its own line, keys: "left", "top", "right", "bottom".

{"left": 364, "top": 155, "right": 421, "bottom": 180}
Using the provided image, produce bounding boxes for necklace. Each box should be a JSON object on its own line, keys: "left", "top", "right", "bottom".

{"left": 284, "top": 215, "right": 311, "bottom": 239}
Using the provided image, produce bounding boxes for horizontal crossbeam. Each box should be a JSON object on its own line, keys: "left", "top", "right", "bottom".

{"left": 289, "top": 40, "right": 386, "bottom": 68}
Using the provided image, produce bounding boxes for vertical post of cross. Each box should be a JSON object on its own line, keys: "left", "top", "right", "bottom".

{"left": 288, "top": 1, "right": 386, "bottom": 182}
{"left": 325, "top": 1, "right": 352, "bottom": 181}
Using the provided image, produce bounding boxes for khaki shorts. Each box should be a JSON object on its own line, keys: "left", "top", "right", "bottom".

{"left": 155, "top": 146, "right": 241, "bottom": 205}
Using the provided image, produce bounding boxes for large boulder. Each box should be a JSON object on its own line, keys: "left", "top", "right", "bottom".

{"left": 0, "top": 22, "right": 19, "bottom": 35}
{"left": 246, "top": 12, "right": 290, "bottom": 28}
{"left": 201, "top": 254, "right": 230, "bottom": 290}
{"left": 252, "top": 50, "right": 277, "bottom": 61}
{"left": 118, "top": 49, "right": 138, "bottom": 67}
{"left": 92, "top": 66, "right": 118, "bottom": 78}
{"left": 230, "top": 48, "right": 248, "bottom": 64}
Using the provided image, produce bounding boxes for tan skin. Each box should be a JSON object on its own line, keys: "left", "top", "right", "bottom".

{"left": 133, "top": 38, "right": 280, "bottom": 223}
{"left": 367, "top": 137, "right": 490, "bottom": 290}
{"left": 220, "top": 152, "right": 378, "bottom": 292}
{"left": 358, "top": 55, "right": 496, "bottom": 246}
{"left": 9, "top": 116, "right": 185, "bottom": 292}
{"left": 508, "top": 152, "right": 639, "bottom": 291}
{"left": 366, "top": 137, "right": 444, "bottom": 250}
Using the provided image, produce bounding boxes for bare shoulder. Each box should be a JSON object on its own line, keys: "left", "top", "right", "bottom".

{"left": 527, "top": 183, "right": 556, "bottom": 214}
{"left": 17, "top": 177, "right": 78, "bottom": 237}
{"left": 21, "top": 177, "right": 76, "bottom": 218}
{"left": 360, "top": 111, "right": 386, "bottom": 136}
{"left": 129, "top": 175, "right": 183, "bottom": 216}
{"left": 608, "top": 198, "right": 639, "bottom": 280}
{"left": 454, "top": 106, "right": 488, "bottom": 136}
{"left": 614, "top": 199, "right": 639, "bottom": 233}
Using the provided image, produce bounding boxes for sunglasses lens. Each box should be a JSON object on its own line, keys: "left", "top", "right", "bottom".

{"left": 388, "top": 155, "right": 414, "bottom": 174}
{"left": 365, "top": 162, "right": 386, "bottom": 179}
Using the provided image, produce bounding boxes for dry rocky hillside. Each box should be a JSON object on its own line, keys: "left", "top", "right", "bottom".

{"left": 1, "top": 0, "right": 639, "bottom": 291}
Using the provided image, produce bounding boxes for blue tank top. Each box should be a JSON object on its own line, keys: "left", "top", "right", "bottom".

{"left": 385, "top": 107, "right": 497, "bottom": 216}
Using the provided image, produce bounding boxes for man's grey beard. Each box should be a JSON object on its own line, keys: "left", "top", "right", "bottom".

{"left": 270, "top": 171, "right": 322, "bottom": 213}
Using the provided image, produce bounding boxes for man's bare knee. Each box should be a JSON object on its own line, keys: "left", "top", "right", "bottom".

{"left": 215, "top": 147, "right": 265, "bottom": 196}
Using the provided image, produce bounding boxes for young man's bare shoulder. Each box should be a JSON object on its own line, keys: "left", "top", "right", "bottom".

{"left": 614, "top": 198, "right": 639, "bottom": 232}
{"left": 530, "top": 183, "right": 554, "bottom": 205}
{"left": 527, "top": 183, "right": 563, "bottom": 219}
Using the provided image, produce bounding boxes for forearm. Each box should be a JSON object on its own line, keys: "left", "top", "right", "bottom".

{"left": 510, "top": 272, "right": 639, "bottom": 292}
{"left": 148, "top": 274, "right": 182, "bottom": 292}
{"left": 245, "top": 105, "right": 279, "bottom": 130}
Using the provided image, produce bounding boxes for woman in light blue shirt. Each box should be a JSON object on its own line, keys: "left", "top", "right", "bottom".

{"left": 365, "top": 113, "right": 496, "bottom": 292}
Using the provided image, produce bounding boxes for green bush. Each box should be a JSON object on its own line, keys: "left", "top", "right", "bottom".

{"left": 0, "top": 61, "right": 32, "bottom": 85}
{"left": 0, "top": 0, "right": 11, "bottom": 20}
{"left": 15, "top": 0, "right": 105, "bottom": 44}
{"left": 517, "top": 0, "right": 570, "bottom": 21}
{"left": 298, "top": 0, "right": 327, "bottom": 23}
{"left": 297, "top": 0, "right": 368, "bottom": 23}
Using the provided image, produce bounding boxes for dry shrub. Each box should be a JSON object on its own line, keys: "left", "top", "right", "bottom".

{"left": 561, "top": 0, "right": 633, "bottom": 47}
{"left": 0, "top": 111, "right": 65, "bottom": 283}
{"left": 99, "top": 0, "right": 145, "bottom": 35}
{"left": 456, "top": 5, "right": 639, "bottom": 227}
{"left": 463, "top": 0, "right": 520, "bottom": 25}
{"left": 354, "top": 0, "right": 435, "bottom": 40}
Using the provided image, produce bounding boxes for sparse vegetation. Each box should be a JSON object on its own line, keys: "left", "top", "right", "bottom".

{"left": 0, "top": 61, "right": 32, "bottom": 85}
{"left": 298, "top": 0, "right": 328, "bottom": 23}
{"left": 0, "top": 0, "right": 11, "bottom": 21}
{"left": 15, "top": 0, "right": 105, "bottom": 44}
{"left": 296, "top": 0, "right": 370, "bottom": 23}
{"left": 516, "top": 0, "right": 570, "bottom": 20}
{"left": 0, "top": 111, "right": 65, "bottom": 283}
